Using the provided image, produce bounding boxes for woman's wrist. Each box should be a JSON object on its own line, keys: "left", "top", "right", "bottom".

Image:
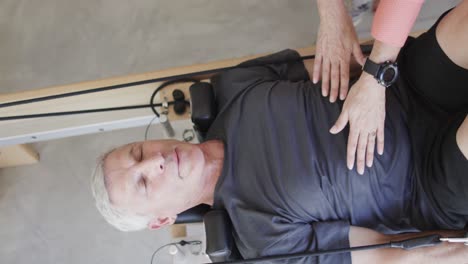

{"left": 360, "top": 72, "right": 386, "bottom": 92}
{"left": 369, "top": 40, "right": 401, "bottom": 63}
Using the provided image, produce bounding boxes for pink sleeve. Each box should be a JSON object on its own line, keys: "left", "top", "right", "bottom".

{"left": 371, "top": 0, "right": 424, "bottom": 47}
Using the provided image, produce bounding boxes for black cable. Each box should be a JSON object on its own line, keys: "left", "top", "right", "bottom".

{"left": 0, "top": 104, "right": 159, "bottom": 121}
{"left": 0, "top": 55, "right": 319, "bottom": 109}
{"left": 143, "top": 78, "right": 197, "bottom": 140}
{"left": 213, "top": 243, "right": 391, "bottom": 264}
{"left": 0, "top": 80, "right": 194, "bottom": 122}
{"left": 144, "top": 101, "right": 190, "bottom": 140}
{"left": 144, "top": 115, "right": 159, "bottom": 141}
{"left": 150, "top": 240, "right": 202, "bottom": 264}
{"left": 0, "top": 86, "right": 188, "bottom": 122}
{"left": 149, "top": 78, "right": 198, "bottom": 117}
{"left": 0, "top": 45, "right": 374, "bottom": 121}
{"left": 150, "top": 242, "right": 178, "bottom": 264}
{"left": 210, "top": 234, "right": 442, "bottom": 264}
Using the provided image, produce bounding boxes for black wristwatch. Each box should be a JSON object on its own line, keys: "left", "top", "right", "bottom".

{"left": 362, "top": 58, "right": 399, "bottom": 88}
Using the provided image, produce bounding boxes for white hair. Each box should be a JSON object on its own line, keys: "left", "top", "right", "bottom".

{"left": 91, "top": 149, "right": 154, "bottom": 232}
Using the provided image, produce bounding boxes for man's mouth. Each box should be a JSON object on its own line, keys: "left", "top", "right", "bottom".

{"left": 174, "top": 148, "right": 182, "bottom": 179}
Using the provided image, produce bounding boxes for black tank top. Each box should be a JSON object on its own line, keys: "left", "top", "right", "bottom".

{"left": 400, "top": 8, "right": 468, "bottom": 114}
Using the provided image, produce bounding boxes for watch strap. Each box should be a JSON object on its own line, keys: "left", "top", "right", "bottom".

{"left": 362, "top": 58, "right": 381, "bottom": 77}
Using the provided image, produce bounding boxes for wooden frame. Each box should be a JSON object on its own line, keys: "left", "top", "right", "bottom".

{"left": 0, "top": 144, "right": 39, "bottom": 168}
{"left": 0, "top": 47, "right": 320, "bottom": 148}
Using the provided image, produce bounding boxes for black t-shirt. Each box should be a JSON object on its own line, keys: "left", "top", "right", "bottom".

{"left": 207, "top": 50, "right": 418, "bottom": 264}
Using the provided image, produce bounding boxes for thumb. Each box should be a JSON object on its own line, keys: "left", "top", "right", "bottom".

{"left": 330, "top": 111, "right": 349, "bottom": 134}
{"left": 353, "top": 43, "right": 366, "bottom": 66}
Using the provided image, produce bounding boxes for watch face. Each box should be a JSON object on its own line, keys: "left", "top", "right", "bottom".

{"left": 382, "top": 68, "right": 396, "bottom": 83}
{"left": 378, "top": 63, "right": 398, "bottom": 87}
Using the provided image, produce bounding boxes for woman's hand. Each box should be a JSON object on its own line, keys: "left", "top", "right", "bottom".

{"left": 313, "top": 0, "right": 366, "bottom": 103}
{"left": 330, "top": 73, "right": 386, "bottom": 175}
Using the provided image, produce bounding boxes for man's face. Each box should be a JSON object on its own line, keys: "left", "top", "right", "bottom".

{"left": 103, "top": 140, "right": 206, "bottom": 219}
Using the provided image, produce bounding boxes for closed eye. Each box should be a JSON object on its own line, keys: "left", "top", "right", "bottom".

{"left": 140, "top": 175, "right": 148, "bottom": 195}
{"left": 138, "top": 145, "right": 144, "bottom": 161}
{"left": 131, "top": 144, "right": 144, "bottom": 162}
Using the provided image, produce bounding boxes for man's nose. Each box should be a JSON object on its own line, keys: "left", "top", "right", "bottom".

{"left": 141, "top": 152, "right": 165, "bottom": 175}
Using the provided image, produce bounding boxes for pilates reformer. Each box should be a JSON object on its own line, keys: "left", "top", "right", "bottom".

{"left": 1, "top": 41, "right": 467, "bottom": 263}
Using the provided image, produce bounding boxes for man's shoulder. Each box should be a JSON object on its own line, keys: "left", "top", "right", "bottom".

{"left": 210, "top": 49, "right": 307, "bottom": 109}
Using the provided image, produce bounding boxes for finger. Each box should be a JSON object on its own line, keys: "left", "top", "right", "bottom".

{"left": 366, "top": 131, "right": 377, "bottom": 167}
{"left": 321, "top": 59, "right": 331, "bottom": 97}
{"left": 346, "top": 126, "right": 359, "bottom": 170}
{"left": 377, "top": 122, "right": 385, "bottom": 155}
{"left": 330, "top": 62, "right": 340, "bottom": 103}
{"left": 353, "top": 43, "right": 366, "bottom": 66}
{"left": 313, "top": 54, "right": 322, "bottom": 84}
{"left": 356, "top": 132, "right": 367, "bottom": 175}
{"left": 339, "top": 60, "right": 350, "bottom": 100}
{"left": 330, "top": 110, "right": 349, "bottom": 134}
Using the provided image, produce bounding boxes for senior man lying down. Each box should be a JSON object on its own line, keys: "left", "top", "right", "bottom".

{"left": 92, "top": 6, "right": 468, "bottom": 264}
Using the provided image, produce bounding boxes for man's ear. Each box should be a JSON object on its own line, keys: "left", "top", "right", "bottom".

{"left": 148, "top": 216, "right": 177, "bottom": 230}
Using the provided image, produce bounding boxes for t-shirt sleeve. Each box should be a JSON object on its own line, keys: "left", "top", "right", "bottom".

{"left": 210, "top": 49, "right": 309, "bottom": 108}
{"left": 237, "top": 49, "right": 310, "bottom": 81}
{"left": 241, "top": 219, "right": 351, "bottom": 264}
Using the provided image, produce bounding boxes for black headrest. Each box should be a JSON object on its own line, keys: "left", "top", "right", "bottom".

{"left": 204, "top": 210, "right": 242, "bottom": 262}
{"left": 190, "top": 82, "right": 217, "bottom": 136}
{"left": 174, "top": 204, "right": 211, "bottom": 224}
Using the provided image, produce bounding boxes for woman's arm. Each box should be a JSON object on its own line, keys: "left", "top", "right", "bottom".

{"left": 372, "top": 0, "right": 424, "bottom": 48}
{"left": 456, "top": 115, "right": 468, "bottom": 159}
{"left": 329, "top": 0, "right": 426, "bottom": 174}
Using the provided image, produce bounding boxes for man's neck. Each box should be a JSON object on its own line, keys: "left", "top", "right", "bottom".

{"left": 198, "top": 139, "right": 225, "bottom": 206}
